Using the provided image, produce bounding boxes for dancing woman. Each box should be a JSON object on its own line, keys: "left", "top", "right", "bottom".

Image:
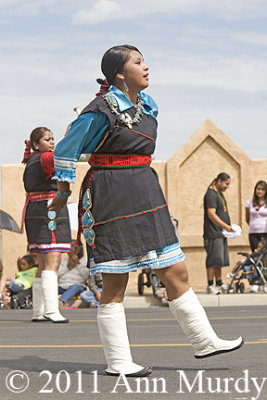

{"left": 49, "top": 45, "right": 243, "bottom": 375}
{"left": 22, "top": 127, "right": 71, "bottom": 322}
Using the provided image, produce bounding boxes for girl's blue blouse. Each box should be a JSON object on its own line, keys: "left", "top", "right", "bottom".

{"left": 53, "top": 86, "right": 158, "bottom": 183}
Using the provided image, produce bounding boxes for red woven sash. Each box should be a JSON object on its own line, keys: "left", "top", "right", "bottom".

{"left": 89, "top": 154, "right": 152, "bottom": 168}
{"left": 28, "top": 192, "right": 57, "bottom": 202}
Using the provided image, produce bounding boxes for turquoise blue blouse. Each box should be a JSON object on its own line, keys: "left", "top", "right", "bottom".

{"left": 53, "top": 86, "right": 158, "bottom": 183}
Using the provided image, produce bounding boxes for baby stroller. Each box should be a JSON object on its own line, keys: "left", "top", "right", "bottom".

{"left": 227, "top": 245, "right": 267, "bottom": 294}
{"left": 138, "top": 268, "right": 165, "bottom": 296}
{"left": 6, "top": 288, "right": 33, "bottom": 309}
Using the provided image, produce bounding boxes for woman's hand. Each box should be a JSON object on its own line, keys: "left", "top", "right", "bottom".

{"left": 48, "top": 196, "right": 67, "bottom": 212}
{"left": 48, "top": 181, "right": 71, "bottom": 211}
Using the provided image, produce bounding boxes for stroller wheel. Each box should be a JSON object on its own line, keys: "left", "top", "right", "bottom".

{"left": 239, "top": 282, "right": 245, "bottom": 293}
{"left": 151, "top": 274, "right": 161, "bottom": 296}
{"left": 264, "top": 284, "right": 267, "bottom": 294}
{"left": 138, "top": 273, "right": 144, "bottom": 295}
{"left": 233, "top": 283, "right": 238, "bottom": 293}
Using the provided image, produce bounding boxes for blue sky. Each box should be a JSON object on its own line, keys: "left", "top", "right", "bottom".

{"left": 0, "top": 0, "right": 267, "bottom": 167}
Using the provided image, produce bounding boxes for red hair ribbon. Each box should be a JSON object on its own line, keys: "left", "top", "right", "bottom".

{"left": 95, "top": 79, "right": 110, "bottom": 97}
{"left": 22, "top": 140, "right": 32, "bottom": 164}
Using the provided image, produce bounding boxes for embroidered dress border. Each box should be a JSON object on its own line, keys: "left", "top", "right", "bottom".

{"left": 54, "top": 156, "right": 77, "bottom": 170}
{"left": 28, "top": 243, "right": 71, "bottom": 253}
{"left": 94, "top": 204, "right": 168, "bottom": 226}
{"left": 89, "top": 242, "right": 185, "bottom": 275}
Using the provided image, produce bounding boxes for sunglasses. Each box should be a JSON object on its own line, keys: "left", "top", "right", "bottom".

{"left": 82, "top": 189, "right": 95, "bottom": 246}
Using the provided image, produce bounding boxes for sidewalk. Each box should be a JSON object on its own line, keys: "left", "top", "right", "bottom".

{"left": 123, "top": 289, "right": 267, "bottom": 308}
{"left": 64, "top": 289, "right": 267, "bottom": 309}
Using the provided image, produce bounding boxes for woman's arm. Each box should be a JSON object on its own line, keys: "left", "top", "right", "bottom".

{"left": 53, "top": 112, "right": 109, "bottom": 183}
{"left": 245, "top": 207, "right": 250, "bottom": 225}
{"left": 48, "top": 112, "right": 109, "bottom": 211}
{"left": 207, "top": 208, "right": 232, "bottom": 232}
{"left": 48, "top": 181, "right": 70, "bottom": 211}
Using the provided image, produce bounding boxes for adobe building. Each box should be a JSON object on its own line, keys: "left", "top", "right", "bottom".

{"left": 1, "top": 119, "right": 266, "bottom": 291}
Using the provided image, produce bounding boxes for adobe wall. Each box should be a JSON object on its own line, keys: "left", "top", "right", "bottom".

{"left": 1, "top": 120, "right": 266, "bottom": 292}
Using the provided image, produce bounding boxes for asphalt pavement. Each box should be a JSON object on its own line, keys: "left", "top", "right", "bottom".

{"left": 0, "top": 303, "right": 267, "bottom": 400}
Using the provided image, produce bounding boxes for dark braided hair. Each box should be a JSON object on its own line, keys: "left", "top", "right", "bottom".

{"left": 99, "top": 44, "right": 141, "bottom": 86}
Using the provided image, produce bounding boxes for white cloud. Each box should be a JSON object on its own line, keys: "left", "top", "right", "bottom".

{"left": 233, "top": 32, "right": 267, "bottom": 47}
{"left": 72, "top": 0, "right": 122, "bottom": 25}
{"left": 72, "top": 0, "right": 267, "bottom": 25}
{"left": 151, "top": 55, "right": 267, "bottom": 92}
{"left": 0, "top": 0, "right": 266, "bottom": 22}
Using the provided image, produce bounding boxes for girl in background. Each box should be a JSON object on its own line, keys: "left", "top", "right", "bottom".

{"left": 246, "top": 180, "right": 267, "bottom": 292}
{"left": 0, "top": 255, "right": 36, "bottom": 307}
{"left": 22, "top": 127, "right": 71, "bottom": 322}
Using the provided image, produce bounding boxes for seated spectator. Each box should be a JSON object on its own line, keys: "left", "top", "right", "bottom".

{"left": 0, "top": 255, "right": 37, "bottom": 307}
{"left": 80, "top": 273, "right": 102, "bottom": 308}
{"left": 58, "top": 240, "right": 90, "bottom": 308}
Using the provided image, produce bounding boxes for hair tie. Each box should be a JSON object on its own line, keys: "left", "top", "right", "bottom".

{"left": 95, "top": 78, "right": 110, "bottom": 97}
{"left": 22, "top": 139, "right": 32, "bottom": 164}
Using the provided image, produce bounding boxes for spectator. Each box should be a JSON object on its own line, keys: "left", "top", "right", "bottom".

{"left": 203, "top": 172, "right": 232, "bottom": 294}
{"left": 0, "top": 255, "right": 37, "bottom": 307}
{"left": 80, "top": 273, "right": 102, "bottom": 308}
{"left": 58, "top": 241, "right": 90, "bottom": 308}
{"left": 246, "top": 180, "right": 267, "bottom": 251}
{"left": 246, "top": 180, "right": 267, "bottom": 292}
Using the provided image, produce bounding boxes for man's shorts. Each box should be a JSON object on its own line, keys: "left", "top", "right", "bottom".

{"left": 204, "top": 238, "right": 229, "bottom": 268}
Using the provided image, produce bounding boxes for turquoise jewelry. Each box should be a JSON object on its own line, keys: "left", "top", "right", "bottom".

{"left": 103, "top": 92, "right": 144, "bottom": 129}
{"left": 56, "top": 190, "right": 72, "bottom": 200}
{"left": 123, "top": 81, "right": 129, "bottom": 92}
{"left": 82, "top": 189, "right": 95, "bottom": 246}
{"left": 47, "top": 200, "right": 57, "bottom": 231}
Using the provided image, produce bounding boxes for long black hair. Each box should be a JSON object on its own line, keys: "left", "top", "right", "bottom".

{"left": 209, "top": 172, "right": 230, "bottom": 188}
{"left": 253, "top": 180, "right": 267, "bottom": 208}
{"left": 100, "top": 44, "right": 141, "bottom": 85}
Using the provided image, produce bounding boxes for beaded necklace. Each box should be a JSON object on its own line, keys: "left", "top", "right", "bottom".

{"left": 103, "top": 92, "right": 144, "bottom": 129}
{"left": 213, "top": 186, "right": 227, "bottom": 212}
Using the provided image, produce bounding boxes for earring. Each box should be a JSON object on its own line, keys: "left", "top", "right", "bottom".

{"left": 35, "top": 146, "right": 39, "bottom": 150}
{"left": 123, "top": 81, "right": 129, "bottom": 92}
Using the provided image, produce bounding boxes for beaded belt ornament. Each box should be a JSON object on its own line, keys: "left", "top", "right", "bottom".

{"left": 47, "top": 199, "right": 57, "bottom": 231}
{"left": 103, "top": 92, "right": 144, "bottom": 129}
{"left": 82, "top": 189, "right": 95, "bottom": 246}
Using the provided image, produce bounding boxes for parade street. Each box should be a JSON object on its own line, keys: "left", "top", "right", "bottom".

{"left": 0, "top": 305, "right": 267, "bottom": 400}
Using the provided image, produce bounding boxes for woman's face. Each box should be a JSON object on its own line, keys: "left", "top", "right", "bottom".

{"left": 120, "top": 50, "right": 149, "bottom": 91}
{"left": 34, "top": 131, "right": 55, "bottom": 153}
{"left": 216, "top": 178, "right": 231, "bottom": 192}
{"left": 255, "top": 184, "right": 266, "bottom": 199}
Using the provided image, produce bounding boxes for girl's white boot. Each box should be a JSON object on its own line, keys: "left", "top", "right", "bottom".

{"left": 31, "top": 277, "right": 46, "bottom": 321}
{"left": 42, "top": 270, "right": 68, "bottom": 323}
{"left": 169, "top": 288, "right": 244, "bottom": 358}
{"left": 97, "top": 302, "right": 151, "bottom": 376}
